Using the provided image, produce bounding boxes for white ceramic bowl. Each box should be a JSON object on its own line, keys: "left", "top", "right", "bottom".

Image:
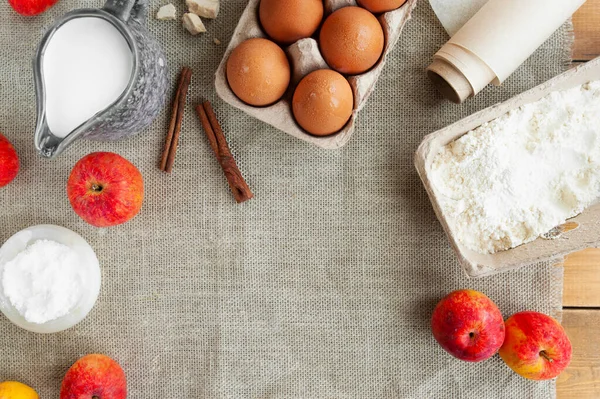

{"left": 0, "top": 225, "right": 101, "bottom": 333}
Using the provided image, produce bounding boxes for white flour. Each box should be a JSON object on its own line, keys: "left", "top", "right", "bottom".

{"left": 1, "top": 240, "right": 84, "bottom": 324}
{"left": 431, "top": 81, "right": 600, "bottom": 254}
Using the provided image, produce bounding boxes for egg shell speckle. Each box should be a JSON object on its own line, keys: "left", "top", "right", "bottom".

{"left": 357, "top": 0, "right": 407, "bottom": 14}
{"left": 320, "top": 6, "right": 385, "bottom": 75}
{"left": 259, "top": 0, "right": 324, "bottom": 44}
{"left": 226, "top": 38, "right": 291, "bottom": 107}
{"left": 292, "top": 69, "right": 354, "bottom": 136}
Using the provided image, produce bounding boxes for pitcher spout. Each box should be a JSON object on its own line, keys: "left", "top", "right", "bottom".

{"left": 32, "top": 19, "right": 95, "bottom": 159}
{"left": 34, "top": 120, "right": 76, "bottom": 158}
{"left": 33, "top": 60, "right": 80, "bottom": 158}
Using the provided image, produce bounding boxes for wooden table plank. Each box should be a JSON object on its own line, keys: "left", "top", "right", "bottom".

{"left": 557, "top": 4, "right": 600, "bottom": 399}
{"left": 557, "top": 310, "right": 600, "bottom": 399}
{"left": 572, "top": 0, "right": 600, "bottom": 61}
{"left": 563, "top": 248, "right": 600, "bottom": 307}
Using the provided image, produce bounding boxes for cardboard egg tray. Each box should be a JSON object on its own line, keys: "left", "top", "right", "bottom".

{"left": 215, "top": 0, "right": 418, "bottom": 148}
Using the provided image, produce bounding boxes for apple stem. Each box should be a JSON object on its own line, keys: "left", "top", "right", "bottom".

{"left": 91, "top": 184, "right": 103, "bottom": 193}
{"left": 539, "top": 350, "right": 553, "bottom": 363}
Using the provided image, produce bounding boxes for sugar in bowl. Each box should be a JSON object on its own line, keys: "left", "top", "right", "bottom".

{"left": 0, "top": 225, "right": 101, "bottom": 333}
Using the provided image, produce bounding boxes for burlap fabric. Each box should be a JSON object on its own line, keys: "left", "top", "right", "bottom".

{"left": 1, "top": 0, "right": 570, "bottom": 397}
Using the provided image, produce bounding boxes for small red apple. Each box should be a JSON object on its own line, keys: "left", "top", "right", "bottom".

{"left": 0, "top": 133, "right": 19, "bottom": 188}
{"left": 60, "top": 354, "right": 126, "bottom": 399}
{"left": 67, "top": 152, "right": 144, "bottom": 227}
{"left": 499, "top": 311, "right": 572, "bottom": 380}
{"left": 8, "top": 0, "right": 58, "bottom": 16}
{"left": 431, "top": 289, "right": 505, "bottom": 362}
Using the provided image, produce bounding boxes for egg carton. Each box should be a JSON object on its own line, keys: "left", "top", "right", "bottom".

{"left": 215, "top": 0, "right": 418, "bottom": 148}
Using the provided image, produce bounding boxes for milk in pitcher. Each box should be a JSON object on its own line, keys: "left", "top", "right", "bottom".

{"left": 42, "top": 17, "right": 134, "bottom": 137}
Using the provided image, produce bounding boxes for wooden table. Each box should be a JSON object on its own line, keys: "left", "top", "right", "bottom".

{"left": 555, "top": 2, "right": 600, "bottom": 397}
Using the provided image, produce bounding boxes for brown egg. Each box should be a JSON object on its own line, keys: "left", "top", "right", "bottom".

{"left": 319, "top": 6, "right": 385, "bottom": 75}
{"left": 357, "top": 0, "right": 407, "bottom": 13}
{"left": 226, "top": 38, "right": 290, "bottom": 106}
{"left": 259, "top": 0, "right": 324, "bottom": 44}
{"left": 292, "top": 69, "right": 354, "bottom": 136}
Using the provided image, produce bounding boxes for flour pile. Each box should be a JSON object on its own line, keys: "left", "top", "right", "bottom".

{"left": 431, "top": 81, "right": 600, "bottom": 254}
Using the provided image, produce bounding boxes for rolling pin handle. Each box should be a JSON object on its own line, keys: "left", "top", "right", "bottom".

{"left": 427, "top": 59, "right": 474, "bottom": 104}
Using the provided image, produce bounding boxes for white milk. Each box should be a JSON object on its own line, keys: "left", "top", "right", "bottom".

{"left": 42, "top": 17, "right": 134, "bottom": 138}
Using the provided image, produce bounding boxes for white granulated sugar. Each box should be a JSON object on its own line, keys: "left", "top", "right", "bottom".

{"left": 1, "top": 240, "right": 84, "bottom": 324}
{"left": 431, "top": 81, "right": 600, "bottom": 254}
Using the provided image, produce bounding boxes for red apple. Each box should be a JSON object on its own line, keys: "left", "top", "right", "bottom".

{"left": 8, "top": 0, "right": 58, "bottom": 16}
{"left": 0, "top": 133, "right": 19, "bottom": 188}
{"left": 60, "top": 354, "right": 126, "bottom": 399}
{"left": 499, "top": 311, "right": 572, "bottom": 380}
{"left": 67, "top": 152, "right": 144, "bottom": 227}
{"left": 431, "top": 289, "right": 505, "bottom": 362}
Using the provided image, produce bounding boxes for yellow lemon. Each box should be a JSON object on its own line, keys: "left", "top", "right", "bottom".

{"left": 0, "top": 381, "right": 39, "bottom": 399}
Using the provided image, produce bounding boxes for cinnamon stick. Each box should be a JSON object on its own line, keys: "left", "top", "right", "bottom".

{"left": 196, "top": 104, "right": 219, "bottom": 155}
{"left": 165, "top": 68, "right": 192, "bottom": 173}
{"left": 195, "top": 101, "right": 253, "bottom": 203}
{"left": 160, "top": 68, "right": 186, "bottom": 171}
{"left": 160, "top": 67, "right": 192, "bottom": 172}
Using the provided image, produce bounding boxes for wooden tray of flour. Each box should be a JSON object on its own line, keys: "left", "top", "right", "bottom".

{"left": 215, "top": 0, "right": 417, "bottom": 148}
{"left": 415, "top": 57, "right": 600, "bottom": 278}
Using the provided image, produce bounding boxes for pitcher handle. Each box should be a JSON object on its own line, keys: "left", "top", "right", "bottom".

{"left": 104, "top": 0, "right": 148, "bottom": 22}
